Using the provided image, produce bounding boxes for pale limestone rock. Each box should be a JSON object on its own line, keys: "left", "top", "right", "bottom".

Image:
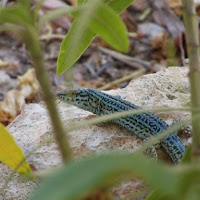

{"left": 0, "top": 67, "right": 190, "bottom": 200}
{"left": 114, "top": 66, "right": 190, "bottom": 123}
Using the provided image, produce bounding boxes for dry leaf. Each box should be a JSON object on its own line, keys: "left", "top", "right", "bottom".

{"left": 0, "top": 68, "right": 40, "bottom": 125}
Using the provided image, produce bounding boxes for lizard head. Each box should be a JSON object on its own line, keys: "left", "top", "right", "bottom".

{"left": 57, "top": 89, "right": 91, "bottom": 110}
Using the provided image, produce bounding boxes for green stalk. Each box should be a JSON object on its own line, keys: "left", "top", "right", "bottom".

{"left": 24, "top": 26, "right": 71, "bottom": 162}
{"left": 182, "top": 0, "right": 200, "bottom": 163}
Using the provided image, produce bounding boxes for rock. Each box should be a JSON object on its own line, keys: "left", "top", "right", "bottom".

{"left": 0, "top": 67, "right": 190, "bottom": 200}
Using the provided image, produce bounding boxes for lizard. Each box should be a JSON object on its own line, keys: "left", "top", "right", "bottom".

{"left": 57, "top": 88, "right": 186, "bottom": 164}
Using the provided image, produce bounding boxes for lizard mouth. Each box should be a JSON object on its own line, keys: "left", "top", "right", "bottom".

{"left": 57, "top": 91, "right": 66, "bottom": 101}
{"left": 57, "top": 90, "right": 77, "bottom": 102}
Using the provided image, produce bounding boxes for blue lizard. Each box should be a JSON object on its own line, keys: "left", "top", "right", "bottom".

{"left": 57, "top": 88, "right": 186, "bottom": 164}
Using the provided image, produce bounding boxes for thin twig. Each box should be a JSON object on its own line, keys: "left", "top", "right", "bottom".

{"left": 98, "top": 68, "right": 146, "bottom": 90}
{"left": 65, "top": 107, "right": 195, "bottom": 133}
{"left": 98, "top": 46, "right": 156, "bottom": 72}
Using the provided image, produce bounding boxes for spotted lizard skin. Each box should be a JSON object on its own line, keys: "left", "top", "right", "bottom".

{"left": 57, "top": 88, "right": 186, "bottom": 164}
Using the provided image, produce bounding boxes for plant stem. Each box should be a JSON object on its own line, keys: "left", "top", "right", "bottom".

{"left": 182, "top": 0, "right": 200, "bottom": 163}
{"left": 98, "top": 69, "right": 146, "bottom": 90}
{"left": 24, "top": 26, "right": 71, "bottom": 162}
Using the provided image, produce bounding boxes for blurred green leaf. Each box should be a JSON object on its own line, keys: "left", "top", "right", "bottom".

{"left": 77, "top": 0, "right": 86, "bottom": 5}
{"left": 180, "top": 145, "right": 191, "bottom": 164}
{"left": 31, "top": 152, "right": 180, "bottom": 200}
{"left": 103, "top": 0, "right": 135, "bottom": 13}
{"left": 57, "top": 0, "right": 134, "bottom": 75}
{"left": 0, "top": 5, "right": 33, "bottom": 26}
{"left": 78, "top": 0, "right": 134, "bottom": 13}
{"left": 178, "top": 166, "right": 200, "bottom": 197}
{"left": 183, "top": 184, "right": 200, "bottom": 200}
{"left": 146, "top": 189, "right": 169, "bottom": 200}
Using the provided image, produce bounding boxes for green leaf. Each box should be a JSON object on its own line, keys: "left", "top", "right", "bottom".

{"left": 57, "top": 0, "right": 129, "bottom": 75}
{"left": 178, "top": 166, "right": 200, "bottom": 196}
{"left": 0, "top": 123, "right": 32, "bottom": 175}
{"left": 77, "top": 0, "right": 86, "bottom": 5}
{"left": 31, "top": 153, "right": 180, "bottom": 200}
{"left": 146, "top": 189, "right": 169, "bottom": 200}
{"left": 78, "top": 0, "right": 134, "bottom": 13}
{"left": 89, "top": 3, "right": 128, "bottom": 52}
{"left": 104, "top": 0, "right": 134, "bottom": 13}
{"left": 180, "top": 145, "right": 191, "bottom": 164}
{"left": 0, "top": 5, "right": 33, "bottom": 26}
{"left": 56, "top": 16, "right": 95, "bottom": 75}
{"left": 56, "top": 0, "right": 100, "bottom": 75}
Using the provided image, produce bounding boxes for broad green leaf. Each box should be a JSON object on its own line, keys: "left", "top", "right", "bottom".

{"left": 56, "top": 1, "right": 98, "bottom": 75}
{"left": 88, "top": 3, "right": 128, "bottom": 52}
{"left": 0, "top": 123, "right": 32, "bottom": 175}
{"left": 57, "top": 0, "right": 129, "bottom": 75}
{"left": 57, "top": 24, "right": 95, "bottom": 75}
{"left": 57, "top": 0, "right": 101, "bottom": 75}
{"left": 78, "top": 0, "right": 134, "bottom": 13}
{"left": 31, "top": 153, "right": 180, "bottom": 200}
